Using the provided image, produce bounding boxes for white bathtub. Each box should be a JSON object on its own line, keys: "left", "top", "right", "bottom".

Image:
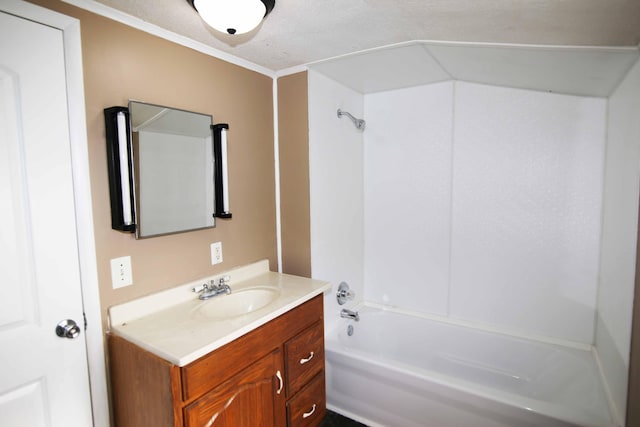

{"left": 325, "top": 305, "right": 616, "bottom": 427}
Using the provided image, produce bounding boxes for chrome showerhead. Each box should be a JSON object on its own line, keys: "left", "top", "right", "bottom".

{"left": 337, "top": 109, "right": 366, "bottom": 131}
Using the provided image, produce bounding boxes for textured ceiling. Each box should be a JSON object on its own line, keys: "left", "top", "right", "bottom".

{"left": 88, "top": 0, "right": 640, "bottom": 72}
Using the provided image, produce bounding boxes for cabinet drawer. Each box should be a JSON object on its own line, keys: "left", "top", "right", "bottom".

{"left": 285, "top": 321, "right": 324, "bottom": 397}
{"left": 286, "top": 371, "right": 326, "bottom": 427}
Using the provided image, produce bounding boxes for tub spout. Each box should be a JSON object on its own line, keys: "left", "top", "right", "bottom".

{"left": 341, "top": 308, "right": 360, "bottom": 322}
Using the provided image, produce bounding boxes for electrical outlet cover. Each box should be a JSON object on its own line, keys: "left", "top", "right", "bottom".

{"left": 211, "top": 242, "right": 223, "bottom": 265}
{"left": 111, "top": 256, "right": 133, "bottom": 289}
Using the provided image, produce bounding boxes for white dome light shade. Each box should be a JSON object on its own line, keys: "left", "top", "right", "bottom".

{"left": 193, "top": 0, "right": 267, "bottom": 35}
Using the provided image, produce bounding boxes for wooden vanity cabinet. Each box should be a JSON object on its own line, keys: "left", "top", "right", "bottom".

{"left": 108, "top": 294, "right": 325, "bottom": 427}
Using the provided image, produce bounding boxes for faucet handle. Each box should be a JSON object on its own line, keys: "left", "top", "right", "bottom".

{"left": 337, "top": 282, "right": 354, "bottom": 305}
{"left": 192, "top": 283, "right": 208, "bottom": 293}
{"left": 219, "top": 275, "right": 231, "bottom": 286}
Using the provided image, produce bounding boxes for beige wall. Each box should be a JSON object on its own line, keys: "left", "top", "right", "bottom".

{"left": 278, "top": 72, "right": 311, "bottom": 277}
{"left": 32, "top": 0, "right": 277, "bottom": 326}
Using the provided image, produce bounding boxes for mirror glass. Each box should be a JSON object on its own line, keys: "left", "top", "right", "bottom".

{"left": 129, "top": 101, "right": 214, "bottom": 238}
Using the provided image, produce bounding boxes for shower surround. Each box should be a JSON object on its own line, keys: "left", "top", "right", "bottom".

{"left": 364, "top": 79, "right": 605, "bottom": 343}
{"left": 308, "top": 43, "right": 640, "bottom": 426}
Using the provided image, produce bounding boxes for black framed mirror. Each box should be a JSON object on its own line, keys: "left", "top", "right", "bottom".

{"left": 105, "top": 101, "right": 217, "bottom": 238}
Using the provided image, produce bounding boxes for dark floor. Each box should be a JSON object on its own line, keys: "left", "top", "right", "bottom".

{"left": 322, "top": 410, "right": 368, "bottom": 427}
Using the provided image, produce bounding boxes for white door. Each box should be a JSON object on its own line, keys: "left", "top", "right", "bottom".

{"left": 0, "top": 10, "right": 94, "bottom": 427}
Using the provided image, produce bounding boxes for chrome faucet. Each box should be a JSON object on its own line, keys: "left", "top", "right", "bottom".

{"left": 340, "top": 308, "right": 359, "bottom": 322}
{"left": 192, "top": 276, "right": 231, "bottom": 300}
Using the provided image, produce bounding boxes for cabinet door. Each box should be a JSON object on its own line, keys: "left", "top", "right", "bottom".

{"left": 183, "top": 349, "right": 285, "bottom": 427}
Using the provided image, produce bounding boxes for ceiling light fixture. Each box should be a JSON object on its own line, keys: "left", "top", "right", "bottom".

{"left": 188, "top": 0, "right": 275, "bottom": 35}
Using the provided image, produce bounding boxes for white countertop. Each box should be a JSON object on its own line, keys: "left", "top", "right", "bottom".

{"left": 108, "top": 260, "right": 331, "bottom": 366}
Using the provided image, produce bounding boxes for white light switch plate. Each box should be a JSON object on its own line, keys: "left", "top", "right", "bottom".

{"left": 211, "top": 242, "right": 223, "bottom": 265}
{"left": 111, "top": 256, "right": 133, "bottom": 289}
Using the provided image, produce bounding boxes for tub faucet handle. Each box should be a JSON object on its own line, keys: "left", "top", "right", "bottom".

{"left": 337, "top": 282, "right": 354, "bottom": 305}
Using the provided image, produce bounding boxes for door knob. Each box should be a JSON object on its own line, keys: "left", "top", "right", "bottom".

{"left": 56, "top": 319, "right": 81, "bottom": 339}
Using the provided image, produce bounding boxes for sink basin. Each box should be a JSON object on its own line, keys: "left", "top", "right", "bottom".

{"left": 195, "top": 287, "right": 280, "bottom": 319}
